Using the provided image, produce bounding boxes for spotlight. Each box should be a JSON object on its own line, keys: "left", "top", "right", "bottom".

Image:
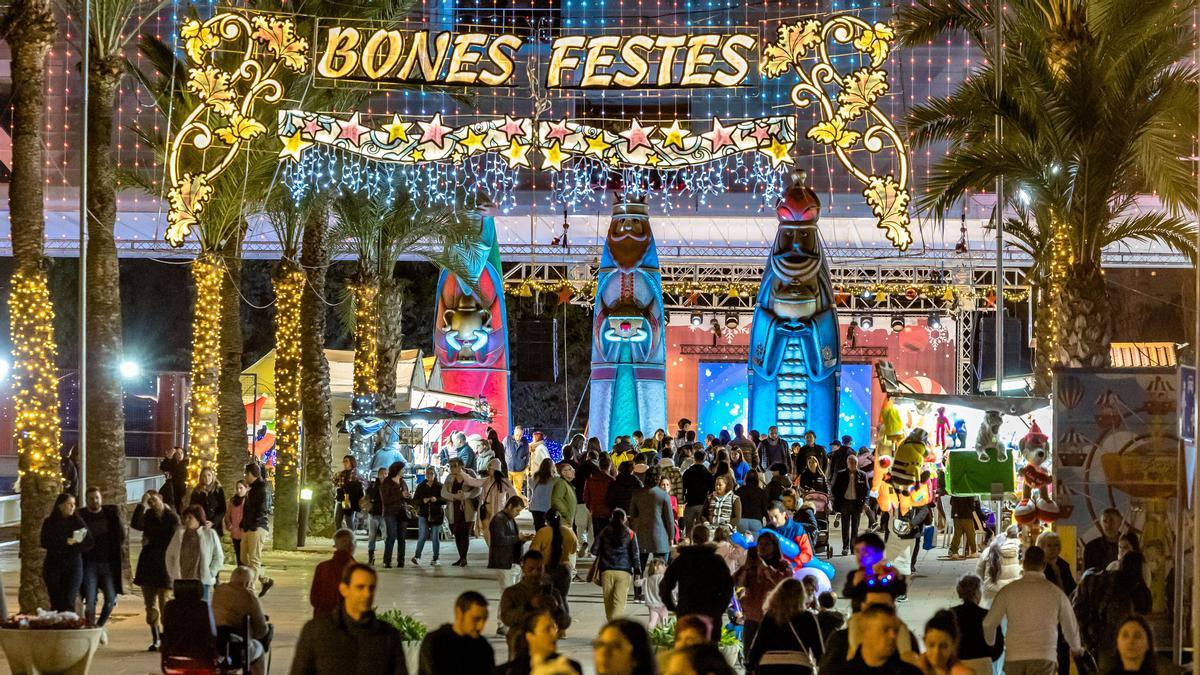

{"left": 927, "top": 312, "right": 942, "bottom": 329}
{"left": 0, "top": 357, "right": 8, "bottom": 383}
{"left": 859, "top": 289, "right": 873, "bottom": 302}
{"left": 690, "top": 312, "right": 703, "bottom": 327}
{"left": 859, "top": 316, "right": 873, "bottom": 330}
{"left": 890, "top": 317, "right": 905, "bottom": 333}
{"left": 725, "top": 314, "right": 738, "bottom": 329}
{"left": 119, "top": 360, "right": 141, "bottom": 380}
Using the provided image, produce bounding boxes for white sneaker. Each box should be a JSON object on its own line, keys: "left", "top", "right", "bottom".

{"left": 99, "top": 629, "right": 109, "bottom": 645}
{"left": 431, "top": 559, "right": 441, "bottom": 566}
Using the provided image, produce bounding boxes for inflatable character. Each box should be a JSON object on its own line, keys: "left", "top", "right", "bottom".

{"left": 433, "top": 202, "right": 511, "bottom": 439}
{"left": 975, "top": 410, "right": 1005, "bottom": 462}
{"left": 889, "top": 429, "right": 929, "bottom": 494}
{"left": 588, "top": 194, "right": 667, "bottom": 448}
{"left": 1014, "top": 422, "right": 1070, "bottom": 523}
{"left": 876, "top": 393, "right": 905, "bottom": 455}
{"left": 749, "top": 170, "right": 840, "bottom": 444}
{"left": 935, "top": 406, "right": 951, "bottom": 448}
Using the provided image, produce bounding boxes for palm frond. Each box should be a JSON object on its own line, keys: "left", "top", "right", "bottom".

{"left": 1102, "top": 212, "right": 1198, "bottom": 262}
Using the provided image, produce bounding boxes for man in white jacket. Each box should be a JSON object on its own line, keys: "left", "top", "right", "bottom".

{"left": 983, "top": 546, "right": 1082, "bottom": 675}
{"left": 165, "top": 504, "right": 225, "bottom": 602}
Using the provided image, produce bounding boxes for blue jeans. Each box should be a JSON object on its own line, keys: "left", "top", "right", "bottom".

{"left": 366, "top": 514, "right": 384, "bottom": 558}
{"left": 383, "top": 515, "right": 406, "bottom": 566}
{"left": 82, "top": 561, "right": 116, "bottom": 626}
{"left": 334, "top": 505, "right": 358, "bottom": 532}
{"left": 415, "top": 517, "right": 441, "bottom": 561}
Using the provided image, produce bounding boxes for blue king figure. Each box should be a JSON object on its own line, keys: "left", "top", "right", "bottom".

{"left": 589, "top": 194, "right": 667, "bottom": 449}
{"left": 748, "top": 169, "right": 841, "bottom": 444}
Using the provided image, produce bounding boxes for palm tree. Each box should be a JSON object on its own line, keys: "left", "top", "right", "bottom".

{"left": 897, "top": 0, "right": 1198, "bottom": 392}
{"left": 2, "top": 0, "right": 61, "bottom": 610}
{"left": 332, "top": 191, "right": 481, "bottom": 407}
{"left": 299, "top": 198, "right": 336, "bottom": 538}
{"left": 59, "top": 0, "right": 169, "bottom": 568}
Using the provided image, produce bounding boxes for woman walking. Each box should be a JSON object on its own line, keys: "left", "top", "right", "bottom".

{"left": 745, "top": 577, "right": 824, "bottom": 674}
{"left": 736, "top": 533, "right": 793, "bottom": 655}
{"left": 532, "top": 511, "right": 578, "bottom": 617}
{"left": 529, "top": 458, "right": 556, "bottom": 530}
{"left": 333, "top": 454, "right": 364, "bottom": 532}
{"left": 188, "top": 466, "right": 227, "bottom": 537}
{"left": 412, "top": 466, "right": 445, "bottom": 566}
{"left": 380, "top": 461, "right": 412, "bottom": 568}
{"left": 917, "top": 609, "right": 974, "bottom": 675}
{"left": 132, "top": 490, "right": 179, "bottom": 651}
{"left": 165, "top": 505, "right": 224, "bottom": 601}
{"left": 482, "top": 458, "right": 520, "bottom": 544}
{"left": 40, "top": 492, "right": 92, "bottom": 612}
{"left": 591, "top": 508, "right": 641, "bottom": 620}
{"left": 222, "top": 480, "right": 248, "bottom": 565}
{"left": 707, "top": 475, "right": 741, "bottom": 531}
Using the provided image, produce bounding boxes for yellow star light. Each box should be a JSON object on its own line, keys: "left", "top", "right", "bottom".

{"left": 541, "top": 141, "right": 566, "bottom": 171}
{"left": 461, "top": 128, "right": 487, "bottom": 154}
{"left": 501, "top": 139, "right": 531, "bottom": 168}
{"left": 761, "top": 136, "right": 794, "bottom": 167}
{"left": 382, "top": 115, "right": 410, "bottom": 143}
{"left": 279, "top": 130, "right": 313, "bottom": 162}
{"left": 607, "top": 155, "right": 621, "bottom": 167}
{"left": 661, "top": 120, "right": 691, "bottom": 150}
{"left": 585, "top": 134, "right": 612, "bottom": 157}
{"left": 645, "top": 153, "right": 661, "bottom": 166}
{"left": 410, "top": 148, "right": 425, "bottom": 162}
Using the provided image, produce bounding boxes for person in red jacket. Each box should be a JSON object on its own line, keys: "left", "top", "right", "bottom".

{"left": 583, "top": 454, "right": 616, "bottom": 535}
{"left": 309, "top": 529, "right": 357, "bottom": 617}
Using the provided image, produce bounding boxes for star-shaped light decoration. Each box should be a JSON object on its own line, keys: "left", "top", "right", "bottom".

{"left": 607, "top": 155, "right": 621, "bottom": 167}
{"left": 761, "top": 136, "right": 794, "bottom": 167}
{"left": 410, "top": 148, "right": 425, "bottom": 162}
{"left": 619, "top": 118, "right": 657, "bottom": 152}
{"left": 645, "top": 153, "right": 661, "bottom": 166}
{"left": 382, "top": 115, "right": 411, "bottom": 143}
{"left": 336, "top": 113, "right": 369, "bottom": 146}
{"left": 585, "top": 134, "right": 612, "bottom": 157}
{"left": 544, "top": 119, "right": 573, "bottom": 143}
{"left": 661, "top": 120, "right": 691, "bottom": 150}
{"left": 499, "top": 115, "right": 527, "bottom": 141}
{"left": 418, "top": 113, "right": 453, "bottom": 149}
{"left": 749, "top": 123, "right": 774, "bottom": 143}
{"left": 501, "top": 139, "right": 531, "bottom": 168}
{"left": 703, "top": 118, "right": 735, "bottom": 152}
{"left": 279, "top": 130, "right": 313, "bottom": 162}
{"left": 451, "top": 148, "right": 467, "bottom": 165}
{"left": 461, "top": 128, "right": 487, "bottom": 154}
{"left": 302, "top": 117, "right": 323, "bottom": 136}
{"left": 541, "top": 141, "right": 566, "bottom": 170}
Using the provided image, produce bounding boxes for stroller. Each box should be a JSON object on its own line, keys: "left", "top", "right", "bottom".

{"left": 801, "top": 490, "right": 835, "bottom": 559}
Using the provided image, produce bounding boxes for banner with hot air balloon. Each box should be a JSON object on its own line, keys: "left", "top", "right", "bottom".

{"left": 1053, "top": 368, "right": 1179, "bottom": 618}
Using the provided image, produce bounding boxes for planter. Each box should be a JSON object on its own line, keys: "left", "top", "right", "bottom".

{"left": 0, "top": 627, "right": 103, "bottom": 675}
{"left": 402, "top": 639, "right": 421, "bottom": 675}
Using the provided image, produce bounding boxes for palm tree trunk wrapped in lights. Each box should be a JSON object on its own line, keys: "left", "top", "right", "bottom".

{"left": 188, "top": 255, "right": 223, "bottom": 478}
{"left": 271, "top": 261, "right": 304, "bottom": 550}
{"left": 299, "top": 202, "right": 336, "bottom": 538}
{"left": 375, "top": 277, "right": 408, "bottom": 409}
{"left": 4, "top": 0, "right": 62, "bottom": 611}
{"left": 350, "top": 280, "right": 380, "bottom": 400}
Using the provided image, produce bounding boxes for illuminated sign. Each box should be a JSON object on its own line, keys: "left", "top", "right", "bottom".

{"left": 545, "top": 33, "right": 757, "bottom": 89}
{"left": 314, "top": 24, "right": 524, "bottom": 87}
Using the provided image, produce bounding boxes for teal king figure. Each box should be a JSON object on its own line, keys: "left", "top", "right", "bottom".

{"left": 588, "top": 194, "right": 667, "bottom": 449}
{"left": 748, "top": 170, "right": 841, "bottom": 444}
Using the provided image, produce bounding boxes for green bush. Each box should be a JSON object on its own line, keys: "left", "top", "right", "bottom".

{"left": 648, "top": 618, "right": 676, "bottom": 649}
{"left": 378, "top": 609, "right": 428, "bottom": 642}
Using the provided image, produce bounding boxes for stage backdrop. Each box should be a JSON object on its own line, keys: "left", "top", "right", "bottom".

{"left": 666, "top": 317, "right": 957, "bottom": 444}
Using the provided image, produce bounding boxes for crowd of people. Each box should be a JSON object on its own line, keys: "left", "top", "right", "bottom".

{"left": 34, "top": 422, "right": 1169, "bottom": 675}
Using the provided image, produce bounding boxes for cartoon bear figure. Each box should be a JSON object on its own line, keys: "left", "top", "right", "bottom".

{"left": 888, "top": 428, "right": 929, "bottom": 495}
{"left": 975, "top": 410, "right": 1005, "bottom": 462}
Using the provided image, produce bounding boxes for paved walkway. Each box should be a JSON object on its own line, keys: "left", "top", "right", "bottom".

{"left": 0, "top": 517, "right": 977, "bottom": 674}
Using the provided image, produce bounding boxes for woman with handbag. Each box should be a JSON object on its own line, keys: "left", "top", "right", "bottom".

{"left": 380, "top": 461, "right": 412, "bottom": 568}
{"left": 746, "top": 577, "right": 824, "bottom": 674}
{"left": 481, "top": 458, "right": 520, "bottom": 544}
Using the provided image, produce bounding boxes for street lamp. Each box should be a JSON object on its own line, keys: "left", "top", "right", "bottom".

{"left": 298, "top": 488, "right": 313, "bottom": 547}
{"left": 119, "top": 360, "right": 141, "bottom": 380}
{"left": 0, "top": 357, "right": 9, "bottom": 383}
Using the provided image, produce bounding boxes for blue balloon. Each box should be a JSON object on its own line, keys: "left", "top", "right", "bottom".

{"left": 731, "top": 531, "right": 755, "bottom": 550}
{"left": 802, "top": 556, "right": 836, "bottom": 581}
{"left": 760, "top": 528, "right": 801, "bottom": 560}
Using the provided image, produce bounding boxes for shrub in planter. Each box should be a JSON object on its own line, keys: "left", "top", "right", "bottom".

{"left": 378, "top": 609, "right": 428, "bottom": 675}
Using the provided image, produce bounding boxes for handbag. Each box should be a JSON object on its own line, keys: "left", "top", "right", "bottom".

{"left": 922, "top": 524, "right": 937, "bottom": 550}
{"left": 749, "top": 619, "right": 815, "bottom": 669}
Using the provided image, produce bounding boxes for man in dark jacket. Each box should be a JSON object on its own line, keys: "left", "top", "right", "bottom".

{"left": 658, "top": 526, "right": 734, "bottom": 640}
{"left": 159, "top": 447, "right": 189, "bottom": 513}
{"left": 795, "top": 431, "right": 827, "bottom": 473}
{"left": 765, "top": 463, "right": 791, "bottom": 502}
{"left": 488, "top": 496, "right": 530, "bottom": 635}
{"left": 418, "top": 591, "right": 495, "bottom": 674}
{"left": 605, "top": 460, "right": 642, "bottom": 515}
{"left": 758, "top": 427, "right": 788, "bottom": 471}
{"left": 628, "top": 472, "right": 674, "bottom": 566}
{"left": 289, "top": 563, "right": 408, "bottom": 675}
{"left": 80, "top": 486, "right": 124, "bottom": 628}
{"left": 241, "top": 462, "right": 274, "bottom": 597}
{"left": 735, "top": 470, "right": 769, "bottom": 535}
{"left": 504, "top": 426, "right": 529, "bottom": 496}
{"left": 499, "top": 551, "right": 571, "bottom": 658}
{"left": 830, "top": 455, "right": 870, "bottom": 556}
{"left": 310, "top": 529, "right": 357, "bottom": 617}
{"left": 680, "top": 451, "right": 715, "bottom": 536}
{"left": 1082, "top": 507, "right": 1123, "bottom": 572}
